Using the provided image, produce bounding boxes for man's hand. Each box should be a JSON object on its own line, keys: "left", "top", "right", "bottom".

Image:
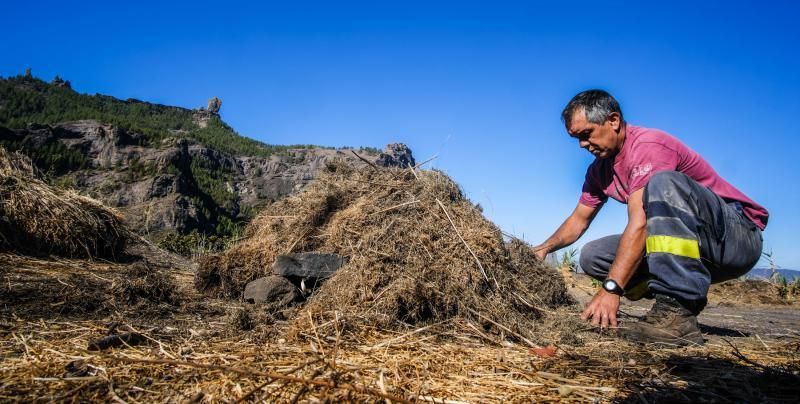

{"left": 580, "top": 188, "right": 645, "bottom": 328}
{"left": 532, "top": 203, "right": 599, "bottom": 263}
{"left": 533, "top": 245, "right": 548, "bottom": 262}
{"left": 581, "top": 289, "right": 620, "bottom": 328}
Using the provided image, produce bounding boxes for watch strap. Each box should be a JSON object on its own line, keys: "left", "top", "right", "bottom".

{"left": 603, "top": 279, "right": 625, "bottom": 296}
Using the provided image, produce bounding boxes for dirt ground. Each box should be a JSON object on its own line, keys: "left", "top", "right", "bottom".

{"left": 564, "top": 271, "right": 800, "bottom": 345}
{"left": 2, "top": 255, "right": 799, "bottom": 403}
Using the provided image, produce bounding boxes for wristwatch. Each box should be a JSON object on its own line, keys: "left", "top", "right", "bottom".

{"left": 602, "top": 279, "right": 625, "bottom": 296}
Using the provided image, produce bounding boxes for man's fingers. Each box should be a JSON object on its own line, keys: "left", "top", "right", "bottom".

{"left": 580, "top": 301, "right": 595, "bottom": 321}
{"left": 582, "top": 294, "right": 620, "bottom": 329}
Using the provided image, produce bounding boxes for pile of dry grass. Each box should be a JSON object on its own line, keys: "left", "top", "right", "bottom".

{"left": 709, "top": 279, "right": 799, "bottom": 306}
{"left": 0, "top": 147, "right": 128, "bottom": 258}
{"left": 198, "top": 160, "right": 574, "bottom": 341}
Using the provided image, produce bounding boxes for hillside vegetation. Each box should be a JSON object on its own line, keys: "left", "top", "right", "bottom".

{"left": 0, "top": 74, "right": 328, "bottom": 158}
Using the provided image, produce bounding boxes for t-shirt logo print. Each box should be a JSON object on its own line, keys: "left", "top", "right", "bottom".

{"left": 632, "top": 162, "right": 653, "bottom": 178}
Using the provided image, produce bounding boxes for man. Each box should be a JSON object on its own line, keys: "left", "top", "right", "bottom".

{"left": 533, "top": 90, "right": 767, "bottom": 346}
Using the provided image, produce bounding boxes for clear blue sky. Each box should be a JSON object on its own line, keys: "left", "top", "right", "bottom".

{"left": 3, "top": 1, "right": 799, "bottom": 267}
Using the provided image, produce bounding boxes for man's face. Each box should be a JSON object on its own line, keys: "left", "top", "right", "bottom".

{"left": 566, "top": 108, "right": 623, "bottom": 159}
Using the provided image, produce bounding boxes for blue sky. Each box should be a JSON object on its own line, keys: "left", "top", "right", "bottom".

{"left": 3, "top": 1, "right": 799, "bottom": 267}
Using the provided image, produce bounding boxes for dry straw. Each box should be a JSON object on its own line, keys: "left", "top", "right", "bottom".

{"left": 2, "top": 253, "right": 798, "bottom": 402}
{"left": 0, "top": 146, "right": 128, "bottom": 258}
{"left": 197, "top": 160, "right": 575, "bottom": 341}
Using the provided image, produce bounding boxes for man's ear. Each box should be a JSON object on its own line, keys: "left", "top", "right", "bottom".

{"left": 607, "top": 112, "right": 621, "bottom": 131}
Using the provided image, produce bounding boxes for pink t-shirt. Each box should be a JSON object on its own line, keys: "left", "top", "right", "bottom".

{"left": 579, "top": 124, "right": 768, "bottom": 230}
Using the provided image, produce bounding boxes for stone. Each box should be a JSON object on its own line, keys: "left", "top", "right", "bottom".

{"left": 207, "top": 97, "right": 222, "bottom": 114}
{"left": 243, "top": 275, "right": 300, "bottom": 305}
{"left": 272, "top": 252, "right": 346, "bottom": 281}
{"left": 375, "top": 143, "right": 416, "bottom": 168}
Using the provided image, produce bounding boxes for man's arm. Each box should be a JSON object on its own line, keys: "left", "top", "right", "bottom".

{"left": 581, "top": 187, "right": 647, "bottom": 327}
{"left": 533, "top": 202, "right": 601, "bottom": 261}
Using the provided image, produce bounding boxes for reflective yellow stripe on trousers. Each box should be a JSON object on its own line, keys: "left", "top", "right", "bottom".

{"left": 645, "top": 235, "right": 701, "bottom": 259}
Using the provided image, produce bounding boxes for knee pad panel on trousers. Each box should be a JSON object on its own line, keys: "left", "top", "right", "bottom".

{"left": 644, "top": 171, "right": 696, "bottom": 219}
{"left": 645, "top": 171, "right": 686, "bottom": 199}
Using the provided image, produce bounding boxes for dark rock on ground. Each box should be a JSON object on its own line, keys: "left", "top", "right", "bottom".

{"left": 243, "top": 275, "right": 301, "bottom": 305}
{"left": 272, "top": 252, "right": 347, "bottom": 282}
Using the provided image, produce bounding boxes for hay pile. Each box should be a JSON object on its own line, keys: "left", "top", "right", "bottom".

{"left": 198, "top": 160, "right": 574, "bottom": 339}
{"left": 709, "top": 279, "right": 799, "bottom": 306}
{"left": 0, "top": 147, "right": 128, "bottom": 258}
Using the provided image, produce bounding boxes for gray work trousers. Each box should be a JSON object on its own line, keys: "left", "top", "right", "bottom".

{"left": 579, "top": 171, "right": 763, "bottom": 309}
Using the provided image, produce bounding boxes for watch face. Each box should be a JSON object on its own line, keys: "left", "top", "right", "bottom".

{"left": 604, "top": 280, "right": 615, "bottom": 290}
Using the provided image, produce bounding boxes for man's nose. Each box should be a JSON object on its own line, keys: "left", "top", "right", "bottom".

{"left": 579, "top": 140, "right": 590, "bottom": 148}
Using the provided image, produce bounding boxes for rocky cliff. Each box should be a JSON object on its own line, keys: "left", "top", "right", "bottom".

{"left": 0, "top": 74, "right": 414, "bottom": 239}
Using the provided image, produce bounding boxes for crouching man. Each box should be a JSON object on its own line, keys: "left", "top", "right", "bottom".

{"left": 533, "top": 90, "right": 768, "bottom": 346}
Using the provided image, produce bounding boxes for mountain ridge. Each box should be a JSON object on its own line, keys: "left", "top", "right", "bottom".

{"left": 747, "top": 267, "right": 800, "bottom": 282}
{"left": 0, "top": 73, "right": 412, "bottom": 248}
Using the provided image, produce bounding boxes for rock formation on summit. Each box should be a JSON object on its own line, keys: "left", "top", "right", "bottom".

{"left": 207, "top": 97, "right": 222, "bottom": 114}
{"left": 192, "top": 97, "right": 222, "bottom": 128}
{"left": 51, "top": 76, "right": 72, "bottom": 89}
{"left": 375, "top": 143, "right": 415, "bottom": 168}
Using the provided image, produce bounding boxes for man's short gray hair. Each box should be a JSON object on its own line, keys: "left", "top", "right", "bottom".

{"left": 561, "top": 89, "right": 623, "bottom": 127}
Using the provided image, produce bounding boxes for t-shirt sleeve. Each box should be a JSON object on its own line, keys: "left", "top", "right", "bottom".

{"left": 579, "top": 164, "right": 607, "bottom": 208}
{"left": 627, "top": 142, "right": 680, "bottom": 193}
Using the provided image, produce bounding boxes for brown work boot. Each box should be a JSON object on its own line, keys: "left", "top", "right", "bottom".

{"left": 621, "top": 294, "right": 704, "bottom": 346}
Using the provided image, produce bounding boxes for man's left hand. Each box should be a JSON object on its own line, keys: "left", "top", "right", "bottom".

{"left": 581, "top": 289, "right": 620, "bottom": 328}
